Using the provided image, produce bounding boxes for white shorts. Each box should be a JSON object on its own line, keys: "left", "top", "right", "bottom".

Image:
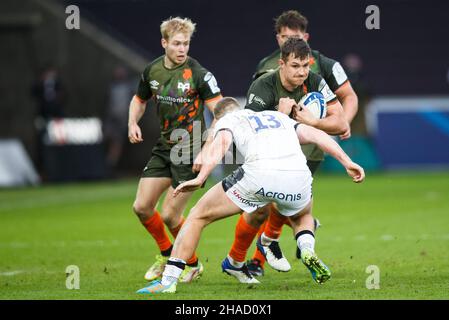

{"left": 221, "top": 165, "right": 313, "bottom": 217}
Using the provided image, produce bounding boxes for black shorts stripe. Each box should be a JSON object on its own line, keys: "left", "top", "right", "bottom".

{"left": 221, "top": 166, "right": 245, "bottom": 192}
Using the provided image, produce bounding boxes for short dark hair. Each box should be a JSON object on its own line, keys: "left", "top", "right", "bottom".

{"left": 281, "top": 37, "right": 311, "bottom": 62}
{"left": 274, "top": 10, "right": 308, "bottom": 34}
{"left": 214, "top": 97, "right": 240, "bottom": 119}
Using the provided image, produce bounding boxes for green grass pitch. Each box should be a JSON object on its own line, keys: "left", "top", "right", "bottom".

{"left": 1, "top": 171, "right": 448, "bottom": 300}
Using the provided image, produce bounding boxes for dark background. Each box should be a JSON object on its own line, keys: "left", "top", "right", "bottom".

{"left": 67, "top": 0, "right": 449, "bottom": 96}
{"left": 1, "top": 0, "right": 448, "bottom": 179}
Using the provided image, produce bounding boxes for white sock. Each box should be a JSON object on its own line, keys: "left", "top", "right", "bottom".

{"left": 297, "top": 232, "right": 315, "bottom": 254}
{"left": 261, "top": 232, "right": 277, "bottom": 246}
{"left": 227, "top": 255, "right": 244, "bottom": 268}
{"left": 161, "top": 258, "right": 185, "bottom": 286}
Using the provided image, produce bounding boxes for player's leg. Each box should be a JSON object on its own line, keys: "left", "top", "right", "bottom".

{"left": 157, "top": 158, "right": 209, "bottom": 282}
{"left": 288, "top": 198, "right": 331, "bottom": 284}
{"left": 294, "top": 159, "right": 322, "bottom": 258}
{"left": 228, "top": 208, "right": 268, "bottom": 268}
{"left": 223, "top": 208, "right": 269, "bottom": 283}
{"left": 160, "top": 185, "right": 202, "bottom": 282}
{"left": 137, "top": 182, "right": 243, "bottom": 293}
{"left": 132, "top": 176, "right": 172, "bottom": 280}
{"left": 249, "top": 160, "right": 323, "bottom": 274}
{"left": 255, "top": 206, "right": 292, "bottom": 272}
{"left": 246, "top": 221, "right": 266, "bottom": 276}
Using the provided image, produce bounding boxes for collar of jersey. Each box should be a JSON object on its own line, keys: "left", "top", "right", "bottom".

{"left": 162, "top": 56, "right": 189, "bottom": 71}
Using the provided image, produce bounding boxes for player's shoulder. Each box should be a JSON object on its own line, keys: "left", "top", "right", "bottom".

{"left": 186, "top": 57, "right": 208, "bottom": 72}
{"left": 186, "top": 57, "right": 215, "bottom": 81}
{"left": 141, "top": 55, "right": 164, "bottom": 76}
{"left": 257, "top": 49, "right": 280, "bottom": 69}
{"left": 252, "top": 70, "right": 277, "bottom": 88}
{"left": 311, "top": 49, "right": 339, "bottom": 70}
{"left": 254, "top": 49, "right": 280, "bottom": 79}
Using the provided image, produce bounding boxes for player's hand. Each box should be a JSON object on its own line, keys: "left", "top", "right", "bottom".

{"left": 192, "top": 152, "right": 203, "bottom": 173}
{"left": 173, "top": 178, "right": 203, "bottom": 197}
{"left": 345, "top": 161, "right": 365, "bottom": 183}
{"left": 128, "top": 123, "right": 143, "bottom": 144}
{"left": 292, "top": 104, "right": 319, "bottom": 127}
{"left": 339, "top": 127, "right": 351, "bottom": 140}
{"left": 278, "top": 98, "right": 296, "bottom": 115}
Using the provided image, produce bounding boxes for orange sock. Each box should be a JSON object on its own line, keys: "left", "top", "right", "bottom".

{"left": 168, "top": 217, "right": 185, "bottom": 239}
{"left": 142, "top": 210, "right": 172, "bottom": 253}
{"left": 229, "top": 214, "right": 260, "bottom": 263}
{"left": 168, "top": 217, "right": 198, "bottom": 266}
{"left": 264, "top": 206, "right": 289, "bottom": 239}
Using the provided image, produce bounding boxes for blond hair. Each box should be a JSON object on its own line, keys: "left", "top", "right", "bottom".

{"left": 214, "top": 97, "right": 241, "bottom": 119}
{"left": 160, "top": 17, "right": 196, "bottom": 40}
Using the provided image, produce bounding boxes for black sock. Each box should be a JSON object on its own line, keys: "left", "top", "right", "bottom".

{"left": 186, "top": 259, "right": 198, "bottom": 267}
{"left": 295, "top": 230, "right": 315, "bottom": 257}
{"left": 166, "top": 258, "right": 186, "bottom": 270}
{"left": 161, "top": 245, "right": 173, "bottom": 257}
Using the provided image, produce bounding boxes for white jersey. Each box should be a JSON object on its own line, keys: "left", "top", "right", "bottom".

{"left": 214, "top": 109, "right": 308, "bottom": 171}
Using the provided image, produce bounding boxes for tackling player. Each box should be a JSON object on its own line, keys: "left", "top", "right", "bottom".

{"left": 136, "top": 97, "right": 364, "bottom": 293}
{"left": 128, "top": 17, "right": 222, "bottom": 283}
{"left": 244, "top": 10, "right": 359, "bottom": 276}
{"left": 223, "top": 36, "right": 351, "bottom": 281}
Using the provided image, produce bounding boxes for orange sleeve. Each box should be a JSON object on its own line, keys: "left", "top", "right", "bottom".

{"left": 205, "top": 94, "right": 223, "bottom": 104}
{"left": 134, "top": 94, "right": 147, "bottom": 104}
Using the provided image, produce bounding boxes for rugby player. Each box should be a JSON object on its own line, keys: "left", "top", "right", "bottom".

{"left": 136, "top": 97, "right": 364, "bottom": 293}
{"left": 238, "top": 10, "right": 359, "bottom": 276}
{"left": 128, "top": 17, "right": 222, "bottom": 283}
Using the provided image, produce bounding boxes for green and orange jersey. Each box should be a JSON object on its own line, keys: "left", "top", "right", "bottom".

{"left": 253, "top": 49, "right": 349, "bottom": 93}
{"left": 136, "top": 55, "right": 222, "bottom": 148}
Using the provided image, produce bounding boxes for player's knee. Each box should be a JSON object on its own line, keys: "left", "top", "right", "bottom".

{"left": 189, "top": 204, "right": 213, "bottom": 226}
{"left": 251, "top": 209, "right": 269, "bottom": 226}
{"left": 160, "top": 211, "right": 179, "bottom": 229}
{"left": 132, "top": 200, "right": 154, "bottom": 222}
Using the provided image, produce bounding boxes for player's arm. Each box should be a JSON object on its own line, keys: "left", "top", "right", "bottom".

{"left": 192, "top": 95, "right": 223, "bottom": 172}
{"left": 128, "top": 95, "right": 147, "bottom": 144}
{"left": 320, "top": 55, "right": 358, "bottom": 139}
{"left": 193, "top": 68, "right": 223, "bottom": 172}
{"left": 335, "top": 82, "right": 358, "bottom": 139}
{"left": 128, "top": 68, "right": 152, "bottom": 144}
{"left": 293, "top": 99, "right": 349, "bottom": 135}
{"left": 173, "top": 130, "right": 233, "bottom": 196}
{"left": 295, "top": 123, "right": 365, "bottom": 183}
{"left": 293, "top": 76, "right": 349, "bottom": 135}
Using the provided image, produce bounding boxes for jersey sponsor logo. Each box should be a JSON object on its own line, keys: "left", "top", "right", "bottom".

{"left": 156, "top": 94, "right": 192, "bottom": 104}
{"left": 177, "top": 82, "right": 191, "bottom": 92}
{"left": 183, "top": 68, "right": 193, "bottom": 80}
{"left": 318, "top": 79, "right": 336, "bottom": 102}
{"left": 255, "top": 187, "right": 302, "bottom": 201}
{"left": 150, "top": 80, "right": 159, "bottom": 90}
{"left": 332, "top": 62, "right": 348, "bottom": 85}
{"left": 248, "top": 94, "right": 266, "bottom": 107}
{"left": 232, "top": 189, "right": 258, "bottom": 208}
{"left": 204, "top": 72, "right": 220, "bottom": 94}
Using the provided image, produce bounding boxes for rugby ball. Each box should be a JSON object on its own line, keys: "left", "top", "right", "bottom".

{"left": 298, "top": 92, "right": 327, "bottom": 119}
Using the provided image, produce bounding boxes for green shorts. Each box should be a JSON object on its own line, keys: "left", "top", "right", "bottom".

{"left": 141, "top": 144, "right": 201, "bottom": 189}
{"left": 307, "top": 160, "right": 322, "bottom": 176}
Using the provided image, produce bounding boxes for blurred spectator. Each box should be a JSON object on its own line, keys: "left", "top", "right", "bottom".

{"left": 103, "top": 66, "right": 134, "bottom": 174}
{"left": 32, "top": 65, "right": 66, "bottom": 121}
{"left": 31, "top": 65, "right": 67, "bottom": 175}
{"left": 342, "top": 53, "right": 371, "bottom": 136}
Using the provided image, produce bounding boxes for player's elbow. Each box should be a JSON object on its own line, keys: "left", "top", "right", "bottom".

{"left": 335, "top": 119, "right": 350, "bottom": 135}
{"left": 339, "top": 119, "right": 350, "bottom": 134}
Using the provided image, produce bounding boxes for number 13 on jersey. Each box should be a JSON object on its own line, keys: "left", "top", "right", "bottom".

{"left": 247, "top": 114, "right": 284, "bottom": 133}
